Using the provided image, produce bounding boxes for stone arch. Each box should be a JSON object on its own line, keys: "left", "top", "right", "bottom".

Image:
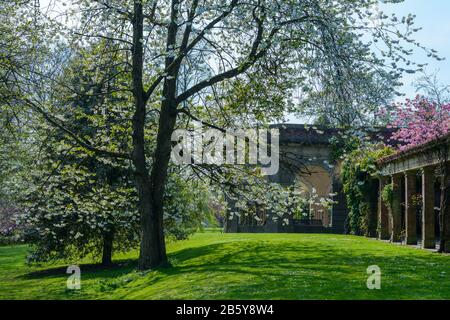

{"left": 297, "top": 165, "right": 333, "bottom": 226}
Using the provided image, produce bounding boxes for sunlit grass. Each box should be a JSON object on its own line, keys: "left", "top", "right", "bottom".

{"left": 0, "top": 232, "right": 449, "bottom": 299}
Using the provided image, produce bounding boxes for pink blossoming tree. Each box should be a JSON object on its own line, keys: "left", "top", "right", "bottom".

{"left": 384, "top": 95, "right": 450, "bottom": 252}
{"left": 387, "top": 96, "right": 450, "bottom": 150}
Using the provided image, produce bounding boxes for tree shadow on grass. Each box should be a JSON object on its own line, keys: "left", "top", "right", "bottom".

{"left": 150, "top": 241, "right": 450, "bottom": 299}
{"left": 21, "top": 258, "right": 138, "bottom": 280}
{"left": 17, "top": 239, "right": 450, "bottom": 299}
{"left": 162, "top": 241, "right": 359, "bottom": 276}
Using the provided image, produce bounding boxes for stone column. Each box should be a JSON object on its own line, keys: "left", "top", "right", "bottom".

{"left": 404, "top": 171, "right": 418, "bottom": 245}
{"left": 422, "top": 166, "right": 436, "bottom": 249}
{"left": 365, "top": 179, "right": 378, "bottom": 238}
{"left": 378, "top": 176, "right": 390, "bottom": 240}
{"left": 391, "top": 174, "right": 402, "bottom": 243}
{"left": 440, "top": 163, "right": 450, "bottom": 252}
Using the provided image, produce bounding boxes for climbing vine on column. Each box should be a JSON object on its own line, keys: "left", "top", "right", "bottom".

{"left": 341, "top": 146, "right": 394, "bottom": 235}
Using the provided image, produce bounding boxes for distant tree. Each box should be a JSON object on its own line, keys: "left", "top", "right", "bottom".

{"left": 163, "top": 172, "right": 217, "bottom": 240}
{"left": 414, "top": 72, "right": 450, "bottom": 107}
{"left": 0, "top": 201, "right": 22, "bottom": 245}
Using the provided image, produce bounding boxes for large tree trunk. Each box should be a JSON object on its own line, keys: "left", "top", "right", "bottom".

{"left": 133, "top": 0, "right": 179, "bottom": 270}
{"left": 101, "top": 230, "right": 114, "bottom": 266}
{"left": 142, "top": 94, "right": 177, "bottom": 269}
{"left": 130, "top": 1, "right": 167, "bottom": 270}
{"left": 142, "top": 1, "right": 180, "bottom": 269}
{"left": 136, "top": 114, "right": 175, "bottom": 270}
{"left": 137, "top": 178, "right": 168, "bottom": 269}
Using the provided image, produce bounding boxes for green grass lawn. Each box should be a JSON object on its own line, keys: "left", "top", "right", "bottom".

{"left": 0, "top": 232, "right": 449, "bottom": 300}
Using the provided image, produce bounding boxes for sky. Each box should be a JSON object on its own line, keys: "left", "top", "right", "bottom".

{"left": 381, "top": 0, "right": 450, "bottom": 98}
{"left": 287, "top": 0, "right": 450, "bottom": 123}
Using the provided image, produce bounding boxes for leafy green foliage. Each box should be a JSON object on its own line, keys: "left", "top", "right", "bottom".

{"left": 14, "top": 44, "right": 140, "bottom": 263}
{"left": 329, "top": 134, "right": 361, "bottom": 163}
{"left": 381, "top": 184, "right": 394, "bottom": 207}
{"left": 20, "top": 157, "right": 140, "bottom": 263}
{"left": 164, "top": 173, "right": 218, "bottom": 241}
{"left": 342, "top": 145, "right": 394, "bottom": 235}
{"left": 20, "top": 159, "right": 218, "bottom": 262}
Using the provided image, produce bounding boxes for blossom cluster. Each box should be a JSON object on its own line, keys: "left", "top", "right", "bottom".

{"left": 386, "top": 96, "right": 450, "bottom": 150}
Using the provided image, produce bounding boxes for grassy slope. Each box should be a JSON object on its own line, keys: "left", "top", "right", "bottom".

{"left": 0, "top": 232, "right": 449, "bottom": 300}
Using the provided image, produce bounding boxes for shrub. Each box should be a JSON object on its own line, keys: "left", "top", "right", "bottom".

{"left": 0, "top": 202, "right": 22, "bottom": 245}
{"left": 164, "top": 173, "right": 218, "bottom": 241}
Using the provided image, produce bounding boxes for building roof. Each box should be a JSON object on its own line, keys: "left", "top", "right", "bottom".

{"left": 270, "top": 124, "right": 396, "bottom": 145}
{"left": 377, "top": 131, "right": 450, "bottom": 165}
